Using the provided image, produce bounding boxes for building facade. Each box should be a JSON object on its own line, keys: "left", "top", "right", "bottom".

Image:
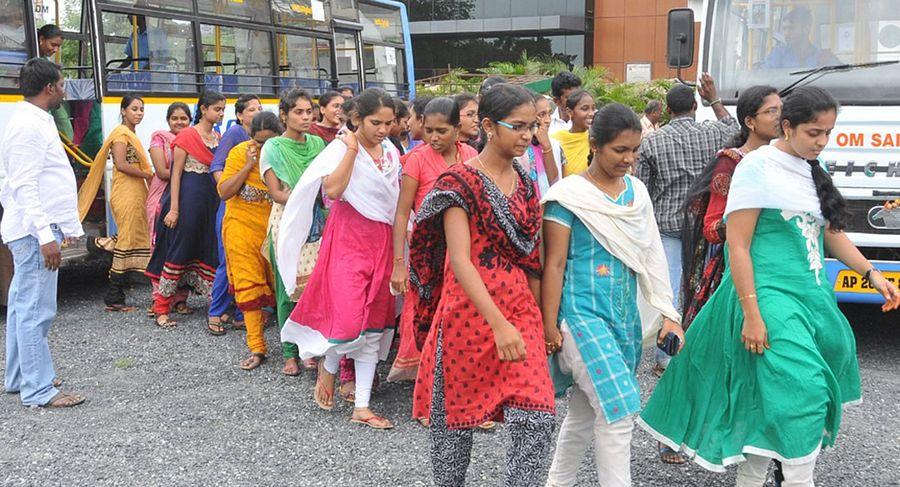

{"left": 402, "top": 0, "right": 594, "bottom": 79}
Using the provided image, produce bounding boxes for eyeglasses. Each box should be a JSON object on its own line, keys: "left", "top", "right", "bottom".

{"left": 755, "top": 107, "right": 781, "bottom": 117}
{"left": 496, "top": 120, "right": 540, "bottom": 134}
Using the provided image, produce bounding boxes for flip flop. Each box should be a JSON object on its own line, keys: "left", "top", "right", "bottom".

{"left": 206, "top": 319, "right": 226, "bottom": 336}
{"left": 351, "top": 414, "right": 394, "bottom": 430}
{"left": 315, "top": 361, "right": 336, "bottom": 411}
{"left": 240, "top": 353, "right": 266, "bottom": 371}
{"left": 658, "top": 443, "right": 688, "bottom": 465}
{"left": 52, "top": 377, "right": 63, "bottom": 388}
{"left": 41, "top": 392, "right": 85, "bottom": 408}
{"left": 477, "top": 421, "right": 497, "bottom": 431}
{"left": 105, "top": 304, "right": 137, "bottom": 312}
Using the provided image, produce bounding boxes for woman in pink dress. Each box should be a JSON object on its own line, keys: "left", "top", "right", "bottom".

{"left": 277, "top": 88, "right": 400, "bottom": 429}
{"left": 146, "top": 102, "right": 191, "bottom": 315}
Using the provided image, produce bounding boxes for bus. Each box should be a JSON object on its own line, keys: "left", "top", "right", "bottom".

{"left": 685, "top": 0, "right": 900, "bottom": 304}
{"left": 0, "top": 0, "right": 415, "bottom": 275}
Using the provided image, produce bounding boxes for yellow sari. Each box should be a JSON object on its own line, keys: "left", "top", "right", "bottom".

{"left": 78, "top": 125, "right": 153, "bottom": 276}
{"left": 219, "top": 140, "right": 274, "bottom": 355}
{"left": 551, "top": 129, "right": 590, "bottom": 177}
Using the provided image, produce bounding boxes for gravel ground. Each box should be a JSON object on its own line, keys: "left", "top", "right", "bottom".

{"left": 0, "top": 264, "right": 898, "bottom": 486}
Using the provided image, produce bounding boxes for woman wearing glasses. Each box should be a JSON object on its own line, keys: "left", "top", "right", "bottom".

{"left": 410, "top": 84, "right": 555, "bottom": 486}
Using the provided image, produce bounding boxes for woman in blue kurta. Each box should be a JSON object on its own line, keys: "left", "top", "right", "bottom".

{"left": 541, "top": 104, "right": 683, "bottom": 486}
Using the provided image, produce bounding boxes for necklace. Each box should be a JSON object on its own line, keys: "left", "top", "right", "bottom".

{"left": 584, "top": 167, "right": 624, "bottom": 198}
{"left": 477, "top": 155, "right": 517, "bottom": 196}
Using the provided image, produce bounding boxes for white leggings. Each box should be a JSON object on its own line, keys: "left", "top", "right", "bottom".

{"left": 321, "top": 341, "right": 380, "bottom": 410}
{"left": 736, "top": 453, "right": 817, "bottom": 487}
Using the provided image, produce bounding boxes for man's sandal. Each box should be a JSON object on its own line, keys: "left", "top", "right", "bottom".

{"left": 41, "top": 392, "right": 85, "bottom": 408}
{"left": 206, "top": 318, "right": 226, "bottom": 336}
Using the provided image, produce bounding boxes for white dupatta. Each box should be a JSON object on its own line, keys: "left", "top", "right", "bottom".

{"left": 724, "top": 144, "right": 825, "bottom": 223}
{"left": 276, "top": 139, "right": 401, "bottom": 295}
{"left": 542, "top": 175, "right": 681, "bottom": 344}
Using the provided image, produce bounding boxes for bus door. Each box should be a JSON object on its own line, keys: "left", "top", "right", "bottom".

{"left": 333, "top": 27, "right": 362, "bottom": 93}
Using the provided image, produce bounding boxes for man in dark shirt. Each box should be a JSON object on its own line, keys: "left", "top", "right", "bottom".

{"left": 635, "top": 73, "right": 738, "bottom": 374}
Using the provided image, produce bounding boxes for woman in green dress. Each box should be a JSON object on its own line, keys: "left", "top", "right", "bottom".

{"left": 638, "top": 87, "right": 900, "bottom": 485}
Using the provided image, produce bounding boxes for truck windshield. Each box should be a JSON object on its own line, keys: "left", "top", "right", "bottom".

{"left": 707, "top": 0, "right": 900, "bottom": 104}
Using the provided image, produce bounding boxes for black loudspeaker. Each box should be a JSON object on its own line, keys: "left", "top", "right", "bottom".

{"left": 667, "top": 8, "right": 695, "bottom": 68}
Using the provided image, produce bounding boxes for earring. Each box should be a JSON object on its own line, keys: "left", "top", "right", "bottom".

{"left": 487, "top": 132, "right": 493, "bottom": 141}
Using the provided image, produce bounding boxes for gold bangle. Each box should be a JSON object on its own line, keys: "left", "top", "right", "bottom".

{"left": 738, "top": 293, "right": 757, "bottom": 302}
{"left": 541, "top": 147, "right": 553, "bottom": 154}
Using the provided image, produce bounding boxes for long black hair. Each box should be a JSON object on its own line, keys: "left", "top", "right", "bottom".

{"left": 194, "top": 90, "right": 226, "bottom": 125}
{"left": 679, "top": 85, "right": 779, "bottom": 317}
{"left": 780, "top": 86, "right": 848, "bottom": 231}
{"left": 249, "top": 111, "right": 283, "bottom": 136}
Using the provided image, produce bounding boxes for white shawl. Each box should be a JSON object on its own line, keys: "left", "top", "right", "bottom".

{"left": 276, "top": 139, "right": 401, "bottom": 295}
{"left": 541, "top": 175, "right": 681, "bottom": 343}
{"left": 724, "top": 144, "right": 824, "bottom": 223}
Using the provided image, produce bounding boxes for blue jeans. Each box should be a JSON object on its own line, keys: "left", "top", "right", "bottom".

{"left": 209, "top": 201, "right": 242, "bottom": 321}
{"left": 4, "top": 227, "right": 62, "bottom": 406}
{"left": 656, "top": 232, "right": 683, "bottom": 369}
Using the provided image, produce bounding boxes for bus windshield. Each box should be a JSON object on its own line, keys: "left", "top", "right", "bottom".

{"left": 707, "top": 0, "right": 900, "bottom": 104}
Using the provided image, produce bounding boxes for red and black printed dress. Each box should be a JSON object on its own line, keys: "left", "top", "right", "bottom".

{"left": 409, "top": 162, "right": 555, "bottom": 429}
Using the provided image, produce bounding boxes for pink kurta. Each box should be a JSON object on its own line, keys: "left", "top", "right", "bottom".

{"left": 146, "top": 130, "right": 176, "bottom": 247}
{"left": 287, "top": 199, "right": 396, "bottom": 358}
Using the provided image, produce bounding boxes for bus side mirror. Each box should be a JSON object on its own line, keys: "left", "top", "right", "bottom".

{"left": 667, "top": 8, "right": 695, "bottom": 69}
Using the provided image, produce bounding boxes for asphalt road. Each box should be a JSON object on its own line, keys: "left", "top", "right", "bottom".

{"left": 0, "top": 264, "right": 897, "bottom": 486}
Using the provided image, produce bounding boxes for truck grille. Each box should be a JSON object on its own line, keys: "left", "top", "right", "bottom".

{"left": 845, "top": 199, "right": 900, "bottom": 235}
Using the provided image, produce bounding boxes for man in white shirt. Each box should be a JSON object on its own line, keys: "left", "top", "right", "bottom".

{"left": 548, "top": 71, "right": 582, "bottom": 135}
{"left": 1, "top": 58, "right": 85, "bottom": 408}
{"left": 640, "top": 99, "right": 662, "bottom": 138}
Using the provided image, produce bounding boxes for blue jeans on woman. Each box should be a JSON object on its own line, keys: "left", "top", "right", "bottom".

{"left": 4, "top": 226, "right": 62, "bottom": 406}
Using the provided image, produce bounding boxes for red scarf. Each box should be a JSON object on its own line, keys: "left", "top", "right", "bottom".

{"left": 172, "top": 126, "right": 216, "bottom": 166}
{"left": 409, "top": 162, "right": 542, "bottom": 348}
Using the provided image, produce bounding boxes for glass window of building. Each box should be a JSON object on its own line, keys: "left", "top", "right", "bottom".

{"left": 360, "top": 2, "right": 402, "bottom": 44}
{"left": 101, "top": 0, "right": 192, "bottom": 13}
{"left": 363, "top": 43, "right": 406, "bottom": 95}
{"left": 0, "top": 0, "right": 28, "bottom": 88}
{"left": 271, "top": 0, "right": 331, "bottom": 31}
{"left": 277, "top": 33, "right": 332, "bottom": 94}
{"left": 331, "top": 0, "right": 359, "bottom": 20}
{"left": 102, "top": 12, "right": 196, "bottom": 92}
{"left": 197, "top": 0, "right": 271, "bottom": 23}
{"left": 201, "top": 24, "right": 275, "bottom": 94}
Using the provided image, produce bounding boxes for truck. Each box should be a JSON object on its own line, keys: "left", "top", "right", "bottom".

{"left": 667, "top": 0, "right": 900, "bottom": 304}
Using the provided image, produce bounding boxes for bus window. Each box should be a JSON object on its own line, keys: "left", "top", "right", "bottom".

{"left": 363, "top": 44, "right": 406, "bottom": 96}
{"left": 101, "top": 0, "right": 192, "bottom": 13}
{"left": 0, "top": 0, "right": 28, "bottom": 89}
{"left": 34, "top": 0, "right": 82, "bottom": 32}
{"left": 359, "top": 1, "right": 402, "bottom": 45}
{"left": 102, "top": 12, "right": 197, "bottom": 93}
{"left": 277, "top": 33, "right": 332, "bottom": 94}
{"left": 35, "top": 0, "right": 95, "bottom": 89}
{"left": 202, "top": 24, "right": 275, "bottom": 95}
{"left": 197, "top": 0, "right": 271, "bottom": 23}
{"left": 331, "top": 0, "right": 359, "bottom": 21}
{"left": 708, "top": 0, "right": 900, "bottom": 103}
{"left": 271, "top": 0, "right": 331, "bottom": 32}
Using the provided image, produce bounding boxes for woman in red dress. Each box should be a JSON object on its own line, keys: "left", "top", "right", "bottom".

{"left": 410, "top": 84, "right": 555, "bottom": 486}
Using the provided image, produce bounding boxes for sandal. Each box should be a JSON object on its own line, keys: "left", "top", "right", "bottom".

{"left": 41, "top": 392, "right": 85, "bottom": 408}
{"left": 240, "top": 353, "right": 266, "bottom": 371}
{"left": 105, "top": 304, "right": 137, "bottom": 313}
{"left": 314, "top": 361, "right": 336, "bottom": 411}
{"left": 282, "top": 357, "right": 301, "bottom": 377}
{"left": 206, "top": 318, "right": 226, "bottom": 336}
{"left": 658, "top": 443, "right": 688, "bottom": 465}
{"left": 155, "top": 314, "right": 176, "bottom": 329}
{"left": 340, "top": 381, "right": 356, "bottom": 403}
{"left": 173, "top": 302, "right": 194, "bottom": 315}
{"left": 477, "top": 421, "right": 497, "bottom": 431}
{"left": 351, "top": 412, "right": 394, "bottom": 430}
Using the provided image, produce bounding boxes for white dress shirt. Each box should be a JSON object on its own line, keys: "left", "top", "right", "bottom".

{"left": 549, "top": 106, "right": 572, "bottom": 136}
{"left": 0, "top": 101, "right": 83, "bottom": 245}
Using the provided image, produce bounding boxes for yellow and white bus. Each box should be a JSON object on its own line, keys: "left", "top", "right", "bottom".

{"left": 0, "top": 0, "right": 414, "bottom": 268}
